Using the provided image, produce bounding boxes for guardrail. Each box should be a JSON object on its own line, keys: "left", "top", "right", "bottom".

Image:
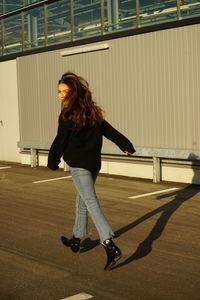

{"left": 17, "top": 141, "right": 200, "bottom": 183}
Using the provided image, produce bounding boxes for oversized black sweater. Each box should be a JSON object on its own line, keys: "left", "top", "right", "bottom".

{"left": 47, "top": 115, "right": 135, "bottom": 171}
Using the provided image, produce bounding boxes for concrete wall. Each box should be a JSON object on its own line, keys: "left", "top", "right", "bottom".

{"left": 0, "top": 59, "right": 20, "bottom": 162}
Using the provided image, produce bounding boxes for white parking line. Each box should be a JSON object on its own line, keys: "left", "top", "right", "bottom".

{"left": 60, "top": 292, "right": 93, "bottom": 300}
{"left": 0, "top": 166, "right": 11, "bottom": 170}
{"left": 33, "top": 176, "right": 72, "bottom": 184}
{"left": 128, "top": 187, "right": 179, "bottom": 199}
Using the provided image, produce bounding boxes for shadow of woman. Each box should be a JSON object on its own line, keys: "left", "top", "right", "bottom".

{"left": 112, "top": 153, "right": 200, "bottom": 270}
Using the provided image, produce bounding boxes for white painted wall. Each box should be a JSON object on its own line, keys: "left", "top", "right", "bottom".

{"left": 0, "top": 59, "right": 20, "bottom": 162}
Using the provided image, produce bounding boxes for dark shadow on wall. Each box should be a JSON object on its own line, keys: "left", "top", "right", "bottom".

{"left": 112, "top": 152, "right": 200, "bottom": 270}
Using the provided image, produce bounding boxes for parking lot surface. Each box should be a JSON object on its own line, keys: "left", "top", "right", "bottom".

{"left": 0, "top": 162, "right": 200, "bottom": 300}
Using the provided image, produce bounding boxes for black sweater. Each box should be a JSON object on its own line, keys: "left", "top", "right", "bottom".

{"left": 47, "top": 115, "right": 135, "bottom": 171}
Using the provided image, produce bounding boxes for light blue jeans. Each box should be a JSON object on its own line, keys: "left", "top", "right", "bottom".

{"left": 70, "top": 167, "right": 114, "bottom": 243}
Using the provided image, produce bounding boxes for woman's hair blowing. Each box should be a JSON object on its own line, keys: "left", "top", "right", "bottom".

{"left": 59, "top": 72, "right": 104, "bottom": 129}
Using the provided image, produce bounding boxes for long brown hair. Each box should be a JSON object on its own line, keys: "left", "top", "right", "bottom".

{"left": 59, "top": 72, "right": 104, "bottom": 130}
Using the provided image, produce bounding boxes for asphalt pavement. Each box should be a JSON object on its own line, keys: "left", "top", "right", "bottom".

{"left": 0, "top": 162, "right": 200, "bottom": 300}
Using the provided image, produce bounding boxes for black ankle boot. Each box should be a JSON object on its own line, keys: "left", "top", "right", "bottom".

{"left": 61, "top": 236, "right": 81, "bottom": 253}
{"left": 70, "top": 236, "right": 81, "bottom": 253}
{"left": 102, "top": 239, "right": 122, "bottom": 271}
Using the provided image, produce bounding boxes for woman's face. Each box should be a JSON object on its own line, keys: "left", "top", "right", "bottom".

{"left": 58, "top": 83, "right": 70, "bottom": 102}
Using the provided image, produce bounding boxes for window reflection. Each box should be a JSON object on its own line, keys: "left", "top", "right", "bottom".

{"left": 47, "top": 0, "right": 71, "bottom": 46}
{"left": 24, "top": 6, "right": 45, "bottom": 50}
{"left": 24, "top": 0, "right": 41, "bottom": 5}
{"left": 139, "top": 0, "right": 177, "bottom": 27}
{"left": 3, "top": 14, "right": 22, "bottom": 54}
{"left": 74, "top": 0, "right": 101, "bottom": 40}
{"left": 4, "top": 0, "right": 23, "bottom": 13}
{"left": 180, "top": 0, "right": 200, "bottom": 19}
{"left": 0, "top": 3, "right": 3, "bottom": 15}
{"left": 0, "top": 0, "right": 200, "bottom": 57}
{"left": 104, "top": 0, "right": 136, "bottom": 33}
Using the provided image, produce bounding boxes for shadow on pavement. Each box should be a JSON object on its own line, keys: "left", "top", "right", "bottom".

{"left": 80, "top": 238, "right": 99, "bottom": 252}
{"left": 61, "top": 153, "right": 200, "bottom": 270}
{"left": 60, "top": 236, "right": 99, "bottom": 253}
{"left": 112, "top": 154, "right": 200, "bottom": 270}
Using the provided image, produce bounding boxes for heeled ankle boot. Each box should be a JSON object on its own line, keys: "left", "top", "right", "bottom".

{"left": 61, "top": 236, "right": 81, "bottom": 253}
{"left": 102, "top": 239, "right": 122, "bottom": 271}
{"left": 70, "top": 236, "right": 81, "bottom": 253}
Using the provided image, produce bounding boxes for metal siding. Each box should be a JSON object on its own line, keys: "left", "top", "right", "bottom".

{"left": 17, "top": 24, "right": 200, "bottom": 152}
{"left": 36, "top": 51, "right": 65, "bottom": 142}
{"left": 17, "top": 52, "right": 63, "bottom": 144}
{"left": 17, "top": 55, "right": 41, "bottom": 143}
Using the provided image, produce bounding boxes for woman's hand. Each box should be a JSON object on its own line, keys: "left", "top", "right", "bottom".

{"left": 124, "top": 151, "right": 133, "bottom": 156}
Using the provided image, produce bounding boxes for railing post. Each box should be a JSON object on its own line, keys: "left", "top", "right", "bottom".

{"left": 153, "top": 156, "right": 161, "bottom": 183}
{"left": 30, "top": 148, "right": 38, "bottom": 167}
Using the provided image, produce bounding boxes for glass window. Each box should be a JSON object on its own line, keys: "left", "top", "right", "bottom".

{"left": 23, "top": 6, "right": 44, "bottom": 50}
{"left": 0, "top": 2, "right": 3, "bottom": 15}
{"left": 139, "top": 0, "right": 178, "bottom": 27}
{"left": 5, "top": 0, "right": 23, "bottom": 12}
{"left": 74, "top": 0, "right": 101, "bottom": 40}
{"left": 180, "top": 0, "right": 200, "bottom": 19}
{"left": 24, "top": 0, "right": 41, "bottom": 4}
{"left": 3, "top": 14, "right": 22, "bottom": 55}
{"left": 104, "top": 0, "right": 136, "bottom": 33}
{"left": 47, "top": 0, "right": 71, "bottom": 46}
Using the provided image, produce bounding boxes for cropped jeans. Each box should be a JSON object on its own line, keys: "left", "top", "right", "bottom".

{"left": 70, "top": 167, "right": 114, "bottom": 243}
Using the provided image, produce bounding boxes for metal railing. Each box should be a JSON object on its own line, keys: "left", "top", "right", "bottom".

{"left": 17, "top": 141, "right": 200, "bottom": 182}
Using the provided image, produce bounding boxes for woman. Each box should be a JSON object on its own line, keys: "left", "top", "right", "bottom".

{"left": 48, "top": 72, "right": 135, "bottom": 271}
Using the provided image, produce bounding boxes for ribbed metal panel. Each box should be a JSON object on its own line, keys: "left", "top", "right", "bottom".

{"left": 17, "top": 52, "right": 63, "bottom": 144}
{"left": 17, "top": 23, "right": 200, "bottom": 152}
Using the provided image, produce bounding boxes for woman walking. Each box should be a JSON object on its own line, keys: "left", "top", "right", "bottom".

{"left": 48, "top": 72, "right": 135, "bottom": 270}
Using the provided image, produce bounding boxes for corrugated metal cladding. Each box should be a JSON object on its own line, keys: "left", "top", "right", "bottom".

{"left": 17, "top": 24, "right": 200, "bottom": 152}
